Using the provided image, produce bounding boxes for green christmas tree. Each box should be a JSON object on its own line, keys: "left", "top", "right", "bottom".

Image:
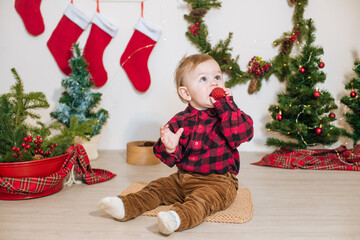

{"left": 51, "top": 43, "right": 109, "bottom": 138}
{"left": 265, "top": 19, "right": 341, "bottom": 149}
{"left": 340, "top": 60, "right": 360, "bottom": 147}
{"left": 0, "top": 68, "right": 93, "bottom": 163}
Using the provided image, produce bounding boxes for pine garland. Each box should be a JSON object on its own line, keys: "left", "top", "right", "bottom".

{"left": 183, "top": 0, "right": 262, "bottom": 90}
{"left": 183, "top": 0, "right": 308, "bottom": 94}
{"left": 271, "top": 0, "right": 308, "bottom": 83}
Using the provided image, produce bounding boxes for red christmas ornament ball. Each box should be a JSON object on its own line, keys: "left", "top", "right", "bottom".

{"left": 329, "top": 112, "right": 336, "bottom": 118}
{"left": 313, "top": 90, "right": 321, "bottom": 98}
{"left": 276, "top": 114, "right": 283, "bottom": 121}
{"left": 318, "top": 62, "right": 325, "bottom": 68}
{"left": 299, "top": 67, "right": 305, "bottom": 73}
{"left": 210, "top": 87, "right": 226, "bottom": 100}
{"left": 315, "top": 128, "right": 322, "bottom": 135}
{"left": 350, "top": 91, "right": 357, "bottom": 98}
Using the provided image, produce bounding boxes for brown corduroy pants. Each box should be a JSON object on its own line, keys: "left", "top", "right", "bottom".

{"left": 118, "top": 170, "right": 238, "bottom": 231}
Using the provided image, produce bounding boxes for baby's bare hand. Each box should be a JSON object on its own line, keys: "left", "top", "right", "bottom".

{"left": 160, "top": 125, "right": 184, "bottom": 154}
{"left": 224, "top": 87, "right": 232, "bottom": 96}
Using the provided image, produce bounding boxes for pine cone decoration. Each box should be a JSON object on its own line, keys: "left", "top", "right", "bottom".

{"left": 280, "top": 38, "right": 291, "bottom": 56}
{"left": 32, "top": 154, "right": 44, "bottom": 160}
{"left": 248, "top": 78, "right": 259, "bottom": 94}
{"left": 190, "top": 8, "right": 208, "bottom": 19}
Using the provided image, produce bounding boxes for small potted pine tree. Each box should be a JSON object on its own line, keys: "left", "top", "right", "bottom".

{"left": 0, "top": 68, "right": 96, "bottom": 199}
{"left": 51, "top": 44, "right": 109, "bottom": 160}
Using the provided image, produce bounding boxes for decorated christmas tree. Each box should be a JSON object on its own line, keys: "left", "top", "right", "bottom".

{"left": 51, "top": 43, "right": 109, "bottom": 138}
{"left": 340, "top": 60, "right": 360, "bottom": 147}
{"left": 265, "top": 19, "right": 341, "bottom": 149}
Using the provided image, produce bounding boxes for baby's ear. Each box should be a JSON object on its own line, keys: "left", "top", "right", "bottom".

{"left": 178, "top": 86, "right": 191, "bottom": 102}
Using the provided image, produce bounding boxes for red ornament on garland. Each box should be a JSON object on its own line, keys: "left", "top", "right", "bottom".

{"left": 315, "top": 127, "right": 322, "bottom": 135}
{"left": 289, "top": 30, "right": 299, "bottom": 43}
{"left": 189, "top": 22, "right": 200, "bottom": 36}
{"left": 276, "top": 114, "right": 283, "bottom": 121}
{"left": 313, "top": 90, "right": 321, "bottom": 98}
{"left": 318, "top": 62, "right": 325, "bottom": 68}
{"left": 329, "top": 111, "right": 336, "bottom": 118}
{"left": 299, "top": 67, "right": 305, "bottom": 73}
{"left": 350, "top": 91, "right": 357, "bottom": 98}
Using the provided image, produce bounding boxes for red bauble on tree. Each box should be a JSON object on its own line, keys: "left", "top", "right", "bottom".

{"left": 318, "top": 62, "right": 325, "bottom": 68}
{"left": 313, "top": 90, "right": 321, "bottom": 98}
{"left": 350, "top": 91, "right": 357, "bottom": 98}
{"left": 299, "top": 67, "right": 305, "bottom": 73}
{"left": 329, "top": 110, "right": 336, "bottom": 118}
{"left": 276, "top": 113, "right": 283, "bottom": 121}
{"left": 315, "top": 127, "right": 322, "bottom": 135}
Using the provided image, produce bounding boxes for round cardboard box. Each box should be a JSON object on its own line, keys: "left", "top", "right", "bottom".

{"left": 127, "top": 141, "right": 160, "bottom": 165}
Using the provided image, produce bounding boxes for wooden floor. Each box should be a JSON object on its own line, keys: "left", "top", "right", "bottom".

{"left": 1, "top": 151, "right": 359, "bottom": 240}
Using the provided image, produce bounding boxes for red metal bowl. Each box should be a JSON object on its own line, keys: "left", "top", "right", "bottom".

{"left": 0, "top": 154, "right": 69, "bottom": 200}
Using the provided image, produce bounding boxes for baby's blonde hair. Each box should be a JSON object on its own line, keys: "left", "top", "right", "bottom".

{"left": 174, "top": 54, "right": 215, "bottom": 103}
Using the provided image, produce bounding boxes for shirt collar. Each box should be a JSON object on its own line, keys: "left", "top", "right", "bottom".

{"left": 186, "top": 104, "right": 216, "bottom": 117}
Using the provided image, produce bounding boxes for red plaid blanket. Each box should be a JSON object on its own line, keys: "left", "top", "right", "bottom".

{"left": 252, "top": 145, "right": 360, "bottom": 171}
{"left": 0, "top": 144, "right": 116, "bottom": 196}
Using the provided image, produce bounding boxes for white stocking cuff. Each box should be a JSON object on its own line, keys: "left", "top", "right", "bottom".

{"left": 135, "top": 17, "right": 162, "bottom": 42}
{"left": 64, "top": 4, "right": 91, "bottom": 30}
{"left": 92, "top": 12, "right": 119, "bottom": 37}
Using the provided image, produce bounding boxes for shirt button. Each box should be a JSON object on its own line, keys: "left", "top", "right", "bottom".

{"left": 195, "top": 141, "right": 199, "bottom": 145}
{"left": 198, "top": 125, "right": 203, "bottom": 129}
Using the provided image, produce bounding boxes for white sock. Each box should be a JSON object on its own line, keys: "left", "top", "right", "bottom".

{"left": 97, "top": 196, "right": 125, "bottom": 220}
{"left": 157, "top": 210, "right": 181, "bottom": 235}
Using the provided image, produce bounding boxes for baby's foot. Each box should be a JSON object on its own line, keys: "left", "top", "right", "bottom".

{"left": 98, "top": 196, "right": 125, "bottom": 220}
{"left": 157, "top": 210, "right": 181, "bottom": 235}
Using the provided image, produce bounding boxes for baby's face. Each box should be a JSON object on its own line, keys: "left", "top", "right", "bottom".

{"left": 183, "top": 59, "right": 225, "bottom": 109}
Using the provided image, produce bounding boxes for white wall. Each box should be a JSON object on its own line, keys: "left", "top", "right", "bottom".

{"left": 1, "top": 0, "right": 359, "bottom": 152}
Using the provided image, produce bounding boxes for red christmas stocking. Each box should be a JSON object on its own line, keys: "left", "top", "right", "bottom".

{"left": 15, "top": 0, "right": 44, "bottom": 36}
{"left": 120, "top": 18, "right": 161, "bottom": 92}
{"left": 47, "top": 4, "right": 90, "bottom": 75}
{"left": 83, "top": 13, "right": 118, "bottom": 87}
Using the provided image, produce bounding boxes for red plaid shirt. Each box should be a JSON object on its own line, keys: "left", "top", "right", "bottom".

{"left": 153, "top": 96, "right": 253, "bottom": 175}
